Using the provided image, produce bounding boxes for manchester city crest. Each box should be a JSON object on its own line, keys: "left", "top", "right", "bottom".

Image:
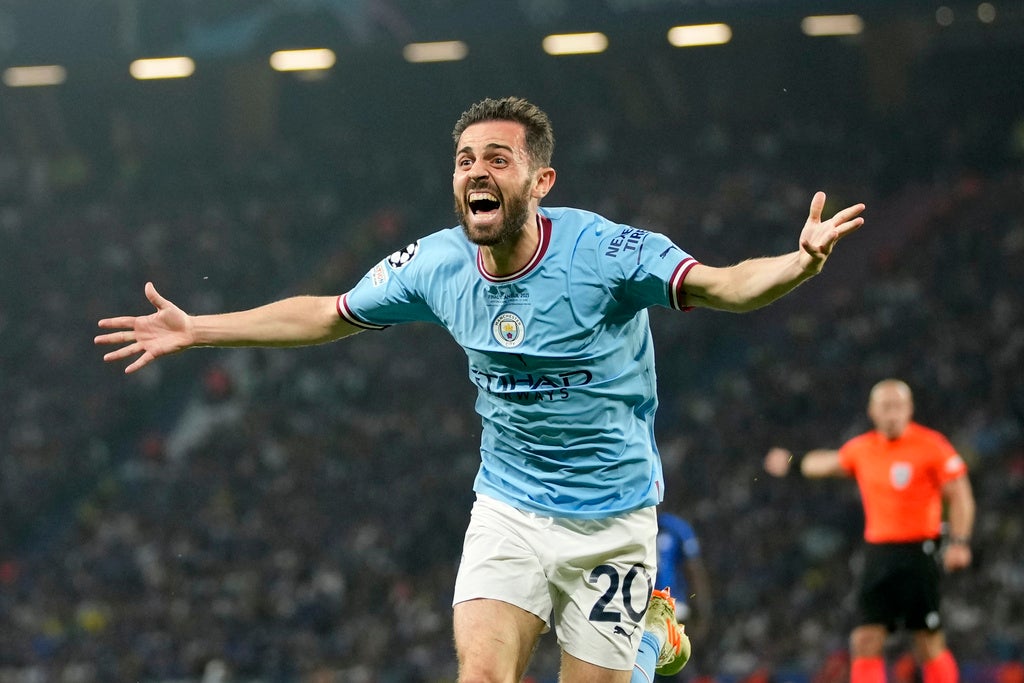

{"left": 492, "top": 312, "right": 525, "bottom": 348}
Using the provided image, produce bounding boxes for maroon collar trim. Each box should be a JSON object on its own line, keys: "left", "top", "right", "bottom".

{"left": 477, "top": 214, "right": 551, "bottom": 282}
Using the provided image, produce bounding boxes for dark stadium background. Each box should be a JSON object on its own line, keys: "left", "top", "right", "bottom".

{"left": 1, "top": 1, "right": 1021, "bottom": 682}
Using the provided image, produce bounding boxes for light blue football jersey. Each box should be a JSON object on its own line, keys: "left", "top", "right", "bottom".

{"left": 338, "top": 206, "right": 698, "bottom": 518}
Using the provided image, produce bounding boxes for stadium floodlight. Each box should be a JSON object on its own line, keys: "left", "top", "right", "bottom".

{"left": 269, "top": 48, "right": 336, "bottom": 72}
{"left": 801, "top": 14, "right": 865, "bottom": 36}
{"left": 403, "top": 41, "right": 469, "bottom": 63}
{"left": 542, "top": 32, "right": 608, "bottom": 56}
{"left": 977, "top": 3, "right": 996, "bottom": 23}
{"left": 130, "top": 57, "right": 195, "bottom": 80}
{"left": 667, "top": 23, "right": 733, "bottom": 47}
{"left": 3, "top": 65, "right": 67, "bottom": 87}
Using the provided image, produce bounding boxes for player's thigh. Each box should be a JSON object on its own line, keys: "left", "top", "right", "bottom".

{"left": 453, "top": 495, "right": 553, "bottom": 619}
{"left": 453, "top": 597, "right": 545, "bottom": 682}
{"left": 551, "top": 507, "right": 657, "bottom": 671}
{"left": 560, "top": 649, "right": 634, "bottom": 683}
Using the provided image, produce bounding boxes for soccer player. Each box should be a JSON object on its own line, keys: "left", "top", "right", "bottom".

{"left": 97, "top": 96, "right": 865, "bottom": 683}
{"left": 765, "top": 379, "right": 975, "bottom": 683}
{"left": 656, "top": 512, "right": 712, "bottom": 638}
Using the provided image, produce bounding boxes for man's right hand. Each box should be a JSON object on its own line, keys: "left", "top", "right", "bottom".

{"left": 95, "top": 282, "right": 194, "bottom": 373}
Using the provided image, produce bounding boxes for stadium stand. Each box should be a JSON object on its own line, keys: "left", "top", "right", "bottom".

{"left": 0, "top": 10, "right": 1021, "bottom": 682}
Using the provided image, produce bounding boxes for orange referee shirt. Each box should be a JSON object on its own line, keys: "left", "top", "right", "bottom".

{"left": 838, "top": 422, "right": 967, "bottom": 543}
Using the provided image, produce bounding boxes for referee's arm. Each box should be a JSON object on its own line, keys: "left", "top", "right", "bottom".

{"left": 799, "top": 449, "right": 845, "bottom": 478}
{"left": 763, "top": 447, "right": 845, "bottom": 478}
{"left": 942, "top": 474, "right": 975, "bottom": 571}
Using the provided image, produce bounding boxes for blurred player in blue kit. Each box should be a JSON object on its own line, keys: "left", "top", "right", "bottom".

{"left": 656, "top": 513, "right": 712, "bottom": 635}
{"left": 656, "top": 513, "right": 712, "bottom": 680}
{"left": 97, "top": 97, "right": 864, "bottom": 683}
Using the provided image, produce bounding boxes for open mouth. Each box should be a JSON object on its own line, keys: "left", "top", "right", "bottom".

{"left": 468, "top": 191, "right": 500, "bottom": 214}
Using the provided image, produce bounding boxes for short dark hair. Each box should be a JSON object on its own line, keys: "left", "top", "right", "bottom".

{"left": 452, "top": 97, "right": 555, "bottom": 169}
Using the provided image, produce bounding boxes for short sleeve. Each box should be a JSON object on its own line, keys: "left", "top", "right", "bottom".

{"left": 598, "top": 227, "right": 699, "bottom": 312}
{"left": 338, "top": 240, "right": 442, "bottom": 329}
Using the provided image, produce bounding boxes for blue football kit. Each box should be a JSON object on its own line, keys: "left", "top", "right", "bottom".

{"left": 656, "top": 513, "right": 702, "bottom": 599}
{"left": 338, "top": 206, "right": 698, "bottom": 519}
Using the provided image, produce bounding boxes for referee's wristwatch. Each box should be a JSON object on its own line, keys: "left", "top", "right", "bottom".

{"left": 947, "top": 535, "right": 971, "bottom": 546}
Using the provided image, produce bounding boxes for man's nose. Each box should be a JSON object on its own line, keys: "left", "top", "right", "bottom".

{"left": 467, "top": 158, "right": 489, "bottom": 179}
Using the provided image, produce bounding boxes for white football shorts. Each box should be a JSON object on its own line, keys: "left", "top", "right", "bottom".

{"left": 453, "top": 494, "right": 658, "bottom": 670}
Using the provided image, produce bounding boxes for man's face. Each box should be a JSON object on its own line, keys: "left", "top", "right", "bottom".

{"left": 453, "top": 120, "right": 538, "bottom": 247}
{"left": 868, "top": 384, "right": 914, "bottom": 439}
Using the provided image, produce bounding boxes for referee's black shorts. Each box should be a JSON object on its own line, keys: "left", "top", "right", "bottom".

{"left": 858, "top": 538, "right": 943, "bottom": 632}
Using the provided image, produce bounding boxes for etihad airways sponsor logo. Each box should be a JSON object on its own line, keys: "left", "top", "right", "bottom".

{"left": 470, "top": 368, "right": 594, "bottom": 402}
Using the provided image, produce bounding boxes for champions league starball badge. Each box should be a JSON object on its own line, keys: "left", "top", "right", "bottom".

{"left": 492, "top": 312, "right": 525, "bottom": 348}
{"left": 387, "top": 241, "right": 420, "bottom": 269}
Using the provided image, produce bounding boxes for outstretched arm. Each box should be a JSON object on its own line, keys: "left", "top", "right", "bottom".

{"left": 95, "top": 282, "right": 361, "bottom": 374}
{"left": 764, "top": 447, "right": 847, "bottom": 478}
{"left": 682, "top": 192, "right": 865, "bottom": 312}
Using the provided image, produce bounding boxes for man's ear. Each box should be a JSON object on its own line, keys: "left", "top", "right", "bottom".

{"left": 532, "top": 167, "right": 556, "bottom": 199}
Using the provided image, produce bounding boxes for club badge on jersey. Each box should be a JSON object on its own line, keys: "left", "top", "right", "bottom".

{"left": 492, "top": 312, "right": 525, "bottom": 348}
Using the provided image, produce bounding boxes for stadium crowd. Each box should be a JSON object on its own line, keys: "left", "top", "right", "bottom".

{"left": 1, "top": 29, "right": 1022, "bottom": 683}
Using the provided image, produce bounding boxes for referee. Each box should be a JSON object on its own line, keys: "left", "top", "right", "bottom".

{"left": 765, "top": 378, "right": 975, "bottom": 683}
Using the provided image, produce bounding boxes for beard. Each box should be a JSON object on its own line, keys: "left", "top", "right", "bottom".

{"left": 456, "top": 178, "right": 533, "bottom": 247}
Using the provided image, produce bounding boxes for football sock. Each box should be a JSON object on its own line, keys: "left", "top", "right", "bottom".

{"left": 631, "top": 630, "right": 661, "bottom": 683}
{"left": 852, "top": 656, "right": 887, "bottom": 683}
{"left": 922, "top": 649, "right": 959, "bottom": 683}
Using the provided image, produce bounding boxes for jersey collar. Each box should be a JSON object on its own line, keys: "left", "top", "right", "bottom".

{"left": 476, "top": 213, "right": 552, "bottom": 282}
